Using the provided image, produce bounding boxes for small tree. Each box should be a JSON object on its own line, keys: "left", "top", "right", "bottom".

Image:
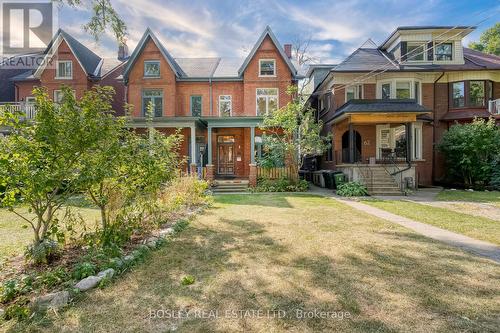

{"left": 438, "top": 118, "right": 500, "bottom": 186}
{"left": 0, "top": 86, "right": 120, "bottom": 262}
{"left": 259, "top": 85, "right": 330, "bottom": 176}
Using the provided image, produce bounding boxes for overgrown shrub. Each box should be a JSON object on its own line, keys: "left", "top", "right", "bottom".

{"left": 336, "top": 182, "right": 368, "bottom": 197}
{"left": 157, "top": 176, "right": 211, "bottom": 212}
{"left": 490, "top": 156, "right": 500, "bottom": 190}
{"left": 438, "top": 118, "right": 500, "bottom": 187}
{"left": 72, "top": 262, "right": 97, "bottom": 280}
{"left": 253, "top": 177, "right": 308, "bottom": 192}
{"left": 24, "top": 239, "right": 60, "bottom": 265}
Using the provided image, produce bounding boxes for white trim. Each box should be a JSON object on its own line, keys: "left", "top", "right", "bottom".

{"left": 144, "top": 60, "right": 161, "bottom": 78}
{"left": 258, "top": 59, "right": 276, "bottom": 77}
{"left": 256, "top": 88, "right": 279, "bottom": 116}
{"left": 376, "top": 78, "right": 422, "bottom": 103}
{"left": 345, "top": 84, "right": 363, "bottom": 102}
{"left": 218, "top": 95, "right": 232, "bottom": 117}
{"left": 55, "top": 60, "right": 73, "bottom": 79}
{"left": 412, "top": 122, "right": 423, "bottom": 160}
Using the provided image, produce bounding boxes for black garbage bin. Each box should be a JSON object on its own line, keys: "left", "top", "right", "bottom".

{"left": 322, "top": 171, "right": 335, "bottom": 189}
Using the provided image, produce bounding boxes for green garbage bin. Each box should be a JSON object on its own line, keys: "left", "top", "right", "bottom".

{"left": 322, "top": 171, "right": 335, "bottom": 189}
{"left": 333, "top": 172, "right": 346, "bottom": 189}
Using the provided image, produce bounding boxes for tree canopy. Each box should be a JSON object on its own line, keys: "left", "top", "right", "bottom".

{"left": 468, "top": 23, "right": 500, "bottom": 56}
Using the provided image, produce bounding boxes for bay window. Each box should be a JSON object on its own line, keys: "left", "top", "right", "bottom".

{"left": 346, "top": 84, "right": 362, "bottom": 101}
{"left": 381, "top": 83, "right": 391, "bottom": 100}
{"left": 378, "top": 79, "right": 421, "bottom": 102}
{"left": 396, "top": 81, "right": 411, "bottom": 99}
{"left": 450, "top": 80, "right": 491, "bottom": 108}
{"left": 256, "top": 88, "right": 278, "bottom": 115}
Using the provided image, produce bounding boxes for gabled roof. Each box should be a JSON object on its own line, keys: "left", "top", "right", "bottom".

{"left": 333, "top": 47, "right": 398, "bottom": 72}
{"left": 123, "top": 28, "right": 184, "bottom": 81}
{"left": 237, "top": 26, "right": 298, "bottom": 78}
{"left": 34, "top": 29, "right": 102, "bottom": 79}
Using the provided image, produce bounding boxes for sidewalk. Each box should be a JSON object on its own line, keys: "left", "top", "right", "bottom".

{"left": 310, "top": 185, "right": 500, "bottom": 263}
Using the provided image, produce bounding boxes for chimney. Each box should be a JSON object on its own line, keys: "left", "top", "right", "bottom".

{"left": 284, "top": 44, "right": 292, "bottom": 59}
{"left": 118, "top": 42, "right": 129, "bottom": 61}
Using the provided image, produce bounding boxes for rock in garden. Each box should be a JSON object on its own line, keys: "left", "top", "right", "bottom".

{"left": 74, "top": 276, "right": 102, "bottom": 291}
{"left": 32, "top": 290, "right": 70, "bottom": 310}
{"left": 158, "top": 228, "right": 174, "bottom": 237}
{"left": 97, "top": 268, "right": 115, "bottom": 279}
{"left": 123, "top": 254, "right": 135, "bottom": 263}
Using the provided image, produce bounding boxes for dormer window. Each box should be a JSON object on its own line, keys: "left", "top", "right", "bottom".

{"left": 435, "top": 43, "right": 453, "bottom": 61}
{"left": 259, "top": 59, "right": 276, "bottom": 76}
{"left": 144, "top": 60, "right": 160, "bottom": 78}
{"left": 56, "top": 60, "right": 72, "bottom": 79}
{"left": 407, "top": 43, "right": 424, "bottom": 61}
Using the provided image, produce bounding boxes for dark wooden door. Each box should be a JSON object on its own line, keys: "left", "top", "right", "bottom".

{"left": 217, "top": 136, "right": 235, "bottom": 175}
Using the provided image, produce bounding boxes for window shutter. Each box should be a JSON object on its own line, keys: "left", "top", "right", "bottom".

{"left": 400, "top": 42, "right": 407, "bottom": 61}
{"left": 427, "top": 42, "right": 433, "bottom": 60}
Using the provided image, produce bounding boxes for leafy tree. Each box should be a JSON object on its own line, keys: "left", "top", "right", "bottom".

{"left": 56, "top": 0, "right": 126, "bottom": 43}
{"left": 438, "top": 118, "right": 500, "bottom": 186}
{"left": 468, "top": 23, "right": 500, "bottom": 56}
{"left": 259, "top": 85, "right": 330, "bottom": 176}
{"left": 0, "top": 86, "right": 119, "bottom": 259}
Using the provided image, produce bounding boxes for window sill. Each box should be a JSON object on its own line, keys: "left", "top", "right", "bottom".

{"left": 143, "top": 76, "right": 161, "bottom": 79}
{"left": 54, "top": 77, "right": 73, "bottom": 80}
{"left": 258, "top": 75, "right": 277, "bottom": 78}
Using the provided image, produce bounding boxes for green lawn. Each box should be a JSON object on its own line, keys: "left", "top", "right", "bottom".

{"left": 364, "top": 199, "right": 500, "bottom": 245}
{"left": 4, "top": 194, "right": 500, "bottom": 332}
{"left": 0, "top": 198, "right": 100, "bottom": 263}
{"left": 437, "top": 190, "right": 500, "bottom": 207}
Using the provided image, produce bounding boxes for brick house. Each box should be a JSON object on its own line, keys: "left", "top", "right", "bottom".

{"left": 123, "top": 26, "right": 301, "bottom": 185}
{"left": 307, "top": 26, "right": 500, "bottom": 194}
{"left": 11, "top": 29, "right": 126, "bottom": 116}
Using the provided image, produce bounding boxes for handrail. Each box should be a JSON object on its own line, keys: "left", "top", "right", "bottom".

{"left": 354, "top": 160, "right": 373, "bottom": 190}
{"left": 380, "top": 151, "right": 411, "bottom": 193}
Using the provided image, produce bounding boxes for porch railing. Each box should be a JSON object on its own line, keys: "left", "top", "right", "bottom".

{"left": 489, "top": 99, "right": 500, "bottom": 115}
{"left": 0, "top": 102, "right": 37, "bottom": 119}
{"left": 257, "top": 166, "right": 297, "bottom": 180}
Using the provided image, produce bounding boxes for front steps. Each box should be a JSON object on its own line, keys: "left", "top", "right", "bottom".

{"left": 211, "top": 179, "right": 249, "bottom": 193}
{"left": 357, "top": 167, "right": 403, "bottom": 196}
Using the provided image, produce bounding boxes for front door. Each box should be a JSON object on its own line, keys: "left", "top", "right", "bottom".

{"left": 217, "top": 136, "right": 235, "bottom": 175}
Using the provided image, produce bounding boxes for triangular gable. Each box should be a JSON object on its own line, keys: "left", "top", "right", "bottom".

{"left": 123, "top": 28, "right": 184, "bottom": 81}
{"left": 238, "top": 26, "right": 298, "bottom": 78}
{"left": 33, "top": 29, "right": 102, "bottom": 79}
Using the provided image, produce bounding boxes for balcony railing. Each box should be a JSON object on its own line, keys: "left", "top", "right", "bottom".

{"left": 489, "top": 99, "right": 500, "bottom": 115}
{"left": 0, "top": 102, "right": 37, "bottom": 119}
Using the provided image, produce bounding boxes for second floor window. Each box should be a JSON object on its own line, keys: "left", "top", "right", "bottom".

{"left": 190, "top": 95, "right": 202, "bottom": 117}
{"left": 144, "top": 60, "right": 160, "bottom": 78}
{"left": 142, "top": 90, "right": 163, "bottom": 117}
{"left": 56, "top": 61, "right": 72, "bottom": 78}
{"left": 451, "top": 80, "right": 489, "bottom": 108}
{"left": 435, "top": 43, "right": 453, "bottom": 61}
{"left": 452, "top": 82, "right": 465, "bottom": 108}
{"left": 378, "top": 79, "right": 421, "bottom": 103}
{"left": 407, "top": 43, "right": 424, "bottom": 61}
{"left": 346, "top": 85, "right": 362, "bottom": 101}
{"left": 54, "top": 90, "right": 64, "bottom": 103}
{"left": 259, "top": 59, "right": 276, "bottom": 76}
{"left": 256, "top": 88, "right": 278, "bottom": 115}
{"left": 381, "top": 83, "right": 391, "bottom": 99}
{"left": 219, "top": 95, "right": 232, "bottom": 117}
{"left": 469, "top": 81, "right": 485, "bottom": 107}
{"left": 396, "top": 81, "right": 411, "bottom": 99}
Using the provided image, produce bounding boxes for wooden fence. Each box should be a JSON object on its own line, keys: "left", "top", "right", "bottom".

{"left": 256, "top": 166, "right": 298, "bottom": 180}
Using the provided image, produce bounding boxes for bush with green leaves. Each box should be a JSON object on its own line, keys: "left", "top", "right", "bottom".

{"left": 336, "top": 182, "right": 368, "bottom": 197}
{"left": 253, "top": 177, "right": 309, "bottom": 192}
{"left": 72, "top": 262, "right": 97, "bottom": 280}
{"left": 490, "top": 156, "right": 500, "bottom": 190}
{"left": 24, "top": 239, "right": 60, "bottom": 265}
{"left": 438, "top": 118, "right": 500, "bottom": 187}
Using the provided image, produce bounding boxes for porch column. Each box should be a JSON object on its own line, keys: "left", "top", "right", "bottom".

{"left": 348, "top": 123, "right": 355, "bottom": 163}
{"left": 190, "top": 125, "right": 197, "bottom": 174}
{"left": 405, "top": 122, "right": 412, "bottom": 163}
{"left": 207, "top": 126, "right": 212, "bottom": 165}
{"left": 250, "top": 126, "right": 255, "bottom": 164}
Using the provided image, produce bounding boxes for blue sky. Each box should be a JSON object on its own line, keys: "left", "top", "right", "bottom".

{"left": 57, "top": 0, "right": 500, "bottom": 63}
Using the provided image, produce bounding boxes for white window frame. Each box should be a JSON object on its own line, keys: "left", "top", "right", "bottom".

{"left": 412, "top": 122, "right": 423, "bottom": 160}
{"left": 144, "top": 60, "right": 161, "bottom": 78}
{"left": 376, "top": 78, "right": 422, "bottom": 103}
{"left": 259, "top": 59, "right": 276, "bottom": 77}
{"left": 256, "top": 88, "right": 278, "bottom": 116}
{"left": 53, "top": 90, "right": 63, "bottom": 103}
{"left": 406, "top": 42, "right": 426, "bottom": 62}
{"left": 55, "top": 60, "right": 72, "bottom": 79}
{"left": 434, "top": 42, "right": 453, "bottom": 61}
{"left": 375, "top": 123, "right": 423, "bottom": 161}
{"left": 25, "top": 96, "right": 36, "bottom": 105}
{"left": 345, "top": 84, "right": 363, "bottom": 102}
{"left": 218, "top": 95, "right": 232, "bottom": 117}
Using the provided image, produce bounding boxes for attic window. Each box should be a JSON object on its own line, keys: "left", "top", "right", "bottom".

{"left": 259, "top": 59, "right": 276, "bottom": 76}
{"left": 435, "top": 43, "right": 453, "bottom": 61}
{"left": 56, "top": 61, "right": 72, "bottom": 79}
{"left": 407, "top": 43, "right": 424, "bottom": 61}
{"left": 144, "top": 60, "right": 160, "bottom": 78}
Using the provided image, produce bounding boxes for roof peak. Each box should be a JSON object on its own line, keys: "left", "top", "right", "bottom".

{"left": 359, "top": 38, "right": 377, "bottom": 49}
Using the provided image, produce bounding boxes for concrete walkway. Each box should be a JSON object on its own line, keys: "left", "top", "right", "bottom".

{"left": 310, "top": 186, "right": 500, "bottom": 264}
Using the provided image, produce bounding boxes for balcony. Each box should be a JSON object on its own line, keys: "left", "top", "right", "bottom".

{"left": 0, "top": 102, "right": 37, "bottom": 119}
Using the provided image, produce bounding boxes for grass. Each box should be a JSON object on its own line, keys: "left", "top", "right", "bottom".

{"left": 364, "top": 199, "right": 500, "bottom": 245}
{"left": 437, "top": 190, "right": 500, "bottom": 207}
{"left": 3, "top": 194, "right": 500, "bottom": 332}
{"left": 0, "top": 197, "right": 100, "bottom": 263}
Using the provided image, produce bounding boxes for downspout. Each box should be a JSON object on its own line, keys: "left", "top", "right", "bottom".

{"left": 432, "top": 72, "right": 445, "bottom": 184}
{"left": 209, "top": 78, "right": 213, "bottom": 116}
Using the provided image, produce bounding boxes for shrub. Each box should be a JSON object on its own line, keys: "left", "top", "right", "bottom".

{"left": 490, "top": 156, "right": 500, "bottom": 190}
{"left": 25, "top": 239, "right": 60, "bottom": 265}
{"left": 0, "top": 280, "right": 19, "bottom": 303}
{"left": 72, "top": 262, "right": 97, "bottom": 280}
{"left": 158, "top": 176, "right": 210, "bottom": 211}
{"left": 336, "top": 182, "right": 368, "bottom": 197}
{"left": 181, "top": 275, "right": 195, "bottom": 285}
{"left": 253, "top": 177, "right": 309, "bottom": 192}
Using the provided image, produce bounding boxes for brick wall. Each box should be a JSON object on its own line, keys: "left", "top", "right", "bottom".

{"left": 433, "top": 83, "right": 449, "bottom": 182}
{"left": 100, "top": 63, "right": 126, "bottom": 116}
